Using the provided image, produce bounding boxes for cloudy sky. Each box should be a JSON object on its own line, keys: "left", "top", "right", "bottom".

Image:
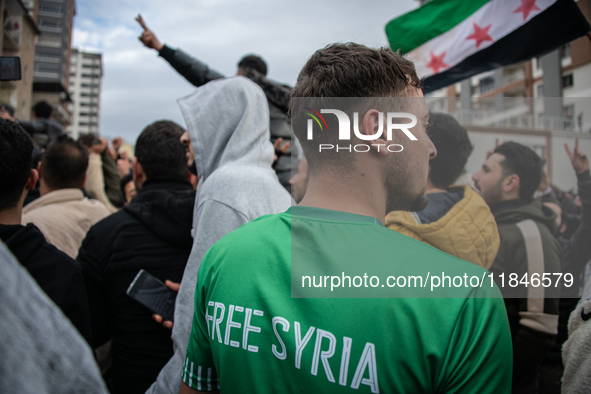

{"left": 72, "top": 0, "right": 418, "bottom": 143}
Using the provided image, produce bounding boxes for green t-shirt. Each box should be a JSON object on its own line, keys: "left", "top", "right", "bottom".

{"left": 183, "top": 207, "right": 512, "bottom": 393}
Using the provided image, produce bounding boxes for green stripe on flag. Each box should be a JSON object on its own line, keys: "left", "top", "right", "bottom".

{"left": 385, "top": 0, "right": 490, "bottom": 54}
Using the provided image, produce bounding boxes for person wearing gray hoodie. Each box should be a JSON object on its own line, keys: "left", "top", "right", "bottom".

{"left": 147, "top": 76, "right": 292, "bottom": 394}
{"left": 0, "top": 240, "right": 108, "bottom": 394}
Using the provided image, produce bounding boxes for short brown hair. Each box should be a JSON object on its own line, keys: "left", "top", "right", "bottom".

{"left": 289, "top": 43, "right": 422, "bottom": 173}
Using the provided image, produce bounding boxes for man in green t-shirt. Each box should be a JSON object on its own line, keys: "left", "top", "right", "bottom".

{"left": 181, "top": 43, "right": 512, "bottom": 393}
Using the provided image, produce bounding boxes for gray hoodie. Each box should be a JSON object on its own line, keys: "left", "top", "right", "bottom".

{"left": 0, "top": 241, "right": 107, "bottom": 394}
{"left": 148, "top": 76, "right": 292, "bottom": 394}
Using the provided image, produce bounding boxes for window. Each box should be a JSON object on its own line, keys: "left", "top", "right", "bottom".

{"left": 537, "top": 84, "right": 544, "bottom": 97}
{"left": 81, "top": 83, "right": 99, "bottom": 88}
{"left": 82, "top": 64, "right": 100, "bottom": 69}
{"left": 81, "top": 73, "right": 100, "bottom": 78}
{"left": 563, "top": 74, "right": 574, "bottom": 89}
{"left": 36, "top": 51, "right": 60, "bottom": 59}
{"left": 80, "top": 92, "right": 98, "bottom": 97}
{"left": 561, "top": 44, "right": 571, "bottom": 59}
{"left": 39, "top": 3, "right": 63, "bottom": 13}
{"left": 82, "top": 54, "right": 99, "bottom": 60}
{"left": 38, "top": 19, "right": 61, "bottom": 29}
{"left": 479, "top": 76, "right": 495, "bottom": 94}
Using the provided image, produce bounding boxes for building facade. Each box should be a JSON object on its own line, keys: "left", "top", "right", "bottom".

{"left": 0, "top": 0, "right": 39, "bottom": 120}
{"left": 24, "top": 0, "right": 75, "bottom": 127}
{"left": 422, "top": 0, "right": 591, "bottom": 191}
{"left": 68, "top": 48, "right": 101, "bottom": 138}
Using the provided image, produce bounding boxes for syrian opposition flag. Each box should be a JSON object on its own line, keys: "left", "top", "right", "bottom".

{"left": 385, "top": 0, "right": 591, "bottom": 93}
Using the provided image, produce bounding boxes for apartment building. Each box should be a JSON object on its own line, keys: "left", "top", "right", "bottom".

{"left": 0, "top": 0, "right": 39, "bottom": 120}
{"left": 68, "top": 48, "right": 101, "bottom": 138}
{"left": 23, "top": 0, "right": 75, "bottom": 127}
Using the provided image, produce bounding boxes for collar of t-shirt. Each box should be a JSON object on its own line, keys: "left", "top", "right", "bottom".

{"left": 286, "top": 206, "right": 383, "bottom": 226}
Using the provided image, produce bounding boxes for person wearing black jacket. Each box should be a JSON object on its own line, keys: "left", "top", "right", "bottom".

{"left": 135, "top": 15, "right": 297, "bottom": 191}
{"left": 473, "top": 142, "right": 562, "bottom": 394}
{"left": 77, "top": 120, "right": 195, "bottom": 394}
{"left": 0, "top": 119, "right": 92, "bottom": 345}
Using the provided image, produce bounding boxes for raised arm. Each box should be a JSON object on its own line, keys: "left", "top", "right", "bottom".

{"left": 136, "top": 14, "right": 224, "bottom": 87}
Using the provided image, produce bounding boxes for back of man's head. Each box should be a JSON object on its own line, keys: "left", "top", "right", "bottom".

{"left": 135, "top": 120, "right": 189, "bottom": 180}
{"left": 494, "top": 142, "right": 542, "bottom": 201}
{"left": 42, "top": 134, "right": 89, "bottom": 190}
{"left": 0, "top": 119, "right": 33, "bottom": 211}
{"left": 427, "top": 113, "right": 473, "bottom": 189}
{"left": 32, "top": 101, "right": 53, "bottom": 119}
{"left": 289, "top": 42, "right": 422, "bottom": 174}
{"left": 238, "top": 55, "right": 267, "bottom": 76}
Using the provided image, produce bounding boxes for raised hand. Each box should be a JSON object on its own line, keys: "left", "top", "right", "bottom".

{"left": 136, "top": 14, "right": 163, "bottom": 52}
{"left": 273, "top": 137, "right": 291, "bottom": 162}
{"left": 486, "top": 138, "right": 500, "bottom": 159}
{"left": 565, "top": 138, "right": 590, "bottom": 174}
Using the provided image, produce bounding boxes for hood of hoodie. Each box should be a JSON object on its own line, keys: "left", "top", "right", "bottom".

{"left": 177, "top": 76, "right": 274, "bottom": 184}
{"left": 0, "top": 223, "right": 45, "bottom": 263}
{"left": 493, "top": 199, "right": 558, "bottom": 234}
{"left": 385, "top": 185, "right": 500, "bottom": 269}
{"left": 122, "top": 179, "right": 195, "bottom": 248}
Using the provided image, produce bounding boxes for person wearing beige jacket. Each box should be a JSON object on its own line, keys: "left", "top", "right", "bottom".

{"left": 22, "top": 135, "right": 110, "bottom": 259}
{"left": 386, "top": 114, "right": 500, "bottom": 269}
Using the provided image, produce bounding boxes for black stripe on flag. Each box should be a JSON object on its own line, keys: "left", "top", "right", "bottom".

{"left": 422, "top": 0, "right": 590, "bottom": 93}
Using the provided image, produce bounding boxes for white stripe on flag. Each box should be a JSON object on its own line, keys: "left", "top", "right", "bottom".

{"left": 407, "top": 0, "right": 556, "bottom": 78}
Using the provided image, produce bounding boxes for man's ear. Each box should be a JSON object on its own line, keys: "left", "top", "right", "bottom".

{"left": 36, "top": 161, "right": 43, "bottom": 180}
{"left": 26, "top": 169, "right": 38, "bottom": 190}
{"left": 503, "top": 174, "right": 520, "bottom": 193}
{"left": 133, "top": 157, "right": 145, "bottom": 186}
{"left": 133, "top": 157, "right": 141, "bottom": 179}
{"left": 81, "top": 173, "right": 87, "bottom": 189}
{"left": 363, "top": 109, "right": 387, "bottom": 156}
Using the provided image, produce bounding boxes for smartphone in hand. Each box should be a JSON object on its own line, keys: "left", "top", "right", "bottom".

{"left": 126, "top": 269, "right": 177, "bottom": 322}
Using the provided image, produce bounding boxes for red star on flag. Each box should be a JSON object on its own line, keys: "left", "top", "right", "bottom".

{"left": 513, "top": 0, "right": 541, "bottom": 21}
{"left": 466, "top": 23, "right": 493, "bottom": 49}
{"left": 426, "top": 51, "right": 448, "bottom": 74}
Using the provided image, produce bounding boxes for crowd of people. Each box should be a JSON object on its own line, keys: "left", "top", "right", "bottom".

{"left": 0, "top": 26, "right": 590, "bottom": 394}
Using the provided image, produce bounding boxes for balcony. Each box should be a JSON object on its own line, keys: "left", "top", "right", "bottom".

{"left": 38, "top": 25, "right": 62, "bottom": 34}
{"left": 38, "top": 10, "right": 64, "bottom": 18}
{"left": 454, "top": 109, "right": 577, "bottom": 132}
{"left": 503, "top": 69, "right": 526, "bottom": 86}
{"left": 3, "top": 19, "right": 21, "bottom": 52}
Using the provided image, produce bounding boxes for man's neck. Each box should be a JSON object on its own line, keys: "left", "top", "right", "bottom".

{"left": 39, "top": 181, "right": 57, "bottom": 197}
{"left": 298, "top": 173, "right": 387, "bottom": 225}
{"left": 0, "top": 206, "right": 22, "bottom": 225}
{"left": 425, "top": 179, "right": 446, "bottom": 194}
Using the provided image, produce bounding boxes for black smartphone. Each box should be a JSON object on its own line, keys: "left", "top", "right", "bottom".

{"left": 126, "top": 269, "right": 177, "bottom": 322}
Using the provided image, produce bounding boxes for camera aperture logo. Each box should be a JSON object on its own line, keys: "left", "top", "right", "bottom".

{"left": 303, "top": 107, "right": 418, "bottom": 153}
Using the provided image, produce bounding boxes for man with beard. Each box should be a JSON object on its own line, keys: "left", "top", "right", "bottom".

{"left": 178, "top": 43, "right": 512, "bottom": 394}
{"left": 386, "top": 113, "right": 499, "bottom": 269}
{"left": 472, "top": 142, "right": 562, "bottom": 394}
